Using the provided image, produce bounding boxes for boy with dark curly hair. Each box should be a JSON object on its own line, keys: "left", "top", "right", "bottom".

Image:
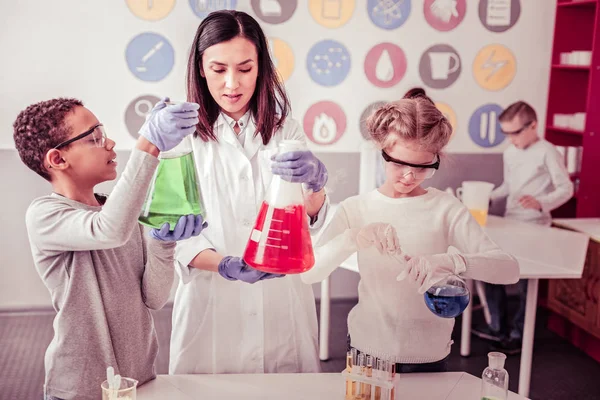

{"left": 13, "top": 97, "right": 203, "bottom": 399}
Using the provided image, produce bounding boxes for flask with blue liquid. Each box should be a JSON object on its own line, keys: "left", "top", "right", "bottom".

{"left": 423, "top": 275, "right": 470, "bottom": 318}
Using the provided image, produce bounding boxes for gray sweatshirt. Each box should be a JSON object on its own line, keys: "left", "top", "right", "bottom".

{"left": 25, "top": 149, "right": 175, "bottom": 400}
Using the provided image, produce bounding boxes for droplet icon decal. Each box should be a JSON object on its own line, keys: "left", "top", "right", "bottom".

{"left": 375, "top": 50, "right": 394, "bottom": 82}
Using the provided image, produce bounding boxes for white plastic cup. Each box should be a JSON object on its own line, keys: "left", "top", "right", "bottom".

{"left": 456, "top": 181, "right": 495, "bottom": 226}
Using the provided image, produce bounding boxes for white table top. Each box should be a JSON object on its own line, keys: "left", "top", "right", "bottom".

{"left": 137, "top": 372, "right": 528, "bottom": 400}
{"left": 553, "top": 218, "right": 600, "bottom": 243}
{"left": 483, "top": 215, "right": 588, "bottom": 279}
{"left": 340, "top": 215, "right": 589, "bottom": 280}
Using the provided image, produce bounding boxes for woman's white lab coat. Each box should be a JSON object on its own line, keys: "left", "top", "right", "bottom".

{"left": 169, "top": 114, "right": 329, "bottom": 374}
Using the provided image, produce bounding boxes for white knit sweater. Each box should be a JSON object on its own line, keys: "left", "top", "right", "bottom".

{"left": 302, "top": 188, "right": 519, "bottom": 363}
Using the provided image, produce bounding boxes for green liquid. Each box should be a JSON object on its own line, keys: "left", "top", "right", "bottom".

{"left": 138, "top": 152, "right": 205, "bottom": 230}
{"left": 482, "top": 397, "right": 504, "bottom": 400}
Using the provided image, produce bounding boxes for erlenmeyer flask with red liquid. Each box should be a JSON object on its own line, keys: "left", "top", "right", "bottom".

{"left": 243, "top": 140, "right": 315, "bottom": 274}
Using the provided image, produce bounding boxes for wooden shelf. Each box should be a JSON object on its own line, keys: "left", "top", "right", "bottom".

{"left": 552, "top": 64, "right": 591, "bottom": 70}
{"left": 547, "top": 126, "right": 585, "bottom": 135}
{"left": 558, "top": 0, "right": 597, "bottom": 8}
{"left": 549, "top": 0, "right": 600, "bottom": 218}
{"left": 548, "top": 0, "right": 600, "bottom": 365}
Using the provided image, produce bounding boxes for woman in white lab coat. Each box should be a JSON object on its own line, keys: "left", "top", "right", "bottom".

{"left": 169, "top": 10, "right": 330, "bottom": 374}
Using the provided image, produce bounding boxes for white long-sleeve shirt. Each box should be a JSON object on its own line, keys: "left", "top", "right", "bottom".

{"left": 491, "top": 139, "right": 574, "bottom": 226}
{"left": 302, "top": 188, "right": 519, "bottom": 363}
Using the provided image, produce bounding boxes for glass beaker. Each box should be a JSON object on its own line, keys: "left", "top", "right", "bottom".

{"left": 243, "top": 140, "right": 315, "bottom": 274}
{"left": 456, "top": 181, "right": 495, "bottom": 226}
{"left": 424, "top": 275, "right": 471, "bottom": 318}
{"left": 138, "top": 135, "right": 205, "bottom": 230}
{"left": 481, "top": 352, "right": 509, "bottom": 400}
{"left": 101, "top": 377, "right": 138, "bottom": 400}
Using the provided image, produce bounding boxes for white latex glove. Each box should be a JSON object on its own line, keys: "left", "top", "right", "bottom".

{"left": 301, "top": 223, "right": 403, "bottom": 285}
{"left": 349, "top": 223, "right": 401, "bottom": 255}
{"left": 396, "top": 253, "right": 466, "bottom": 294}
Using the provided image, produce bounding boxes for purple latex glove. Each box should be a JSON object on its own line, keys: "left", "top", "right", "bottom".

{"left": 150, "top": 214, "right": 207, "bottom": 241}
{"left": 271, "top": 151, "right": 328, "bottom": 192}
{"left": 218, "top": 256, "right": 284, "bottom": 284}
{"left": 139, "top": 97, "right": 200, "bottom": 152}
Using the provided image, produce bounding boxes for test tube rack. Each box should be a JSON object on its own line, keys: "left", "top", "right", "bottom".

{"left": 343, "top": 350, "right": 397, "bottom": 400}
{"left": 342, "top": 369, "right": 396, "bottom": 399}
{"left": 341, "top": 369, "right": 395, "bottom": 389}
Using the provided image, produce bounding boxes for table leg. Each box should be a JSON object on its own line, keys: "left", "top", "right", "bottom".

{"left": 518, "top": 278, "right": 539, "bottom": 398}
{"left": 319, "top": 276, "right": 331, "bottom": 361}
{"left": 474, "top": 280, "right": 492, "bottom": 326}
{"left": 461, "top": 279, "right": 474, "bottom": 357}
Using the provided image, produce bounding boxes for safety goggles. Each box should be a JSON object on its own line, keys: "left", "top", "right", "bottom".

{"left": 501, "top": 121, "right": 533, "bottom": 136}
{"left": 381, "top": 150, "right": 440, "bottom": 180}
{"left": 53, "top": 124, "right": 108, "bottom": 149}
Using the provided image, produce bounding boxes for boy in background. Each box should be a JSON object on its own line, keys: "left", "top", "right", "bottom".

{"left": 473, "top": 101, "right": 573, "bottom": 354}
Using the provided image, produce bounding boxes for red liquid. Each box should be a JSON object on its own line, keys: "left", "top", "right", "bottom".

{"left": 243, "top": 201, "right": 315, "bottom": 274}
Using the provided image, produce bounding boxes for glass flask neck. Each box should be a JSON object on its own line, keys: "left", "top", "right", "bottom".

{"left": 488, "top": 351, "right": 506, "bottom": 369}
{"left": 159, "top": 135, "right": 193, "bottom": 160}
{"left": 278, "top": 139, "right": 306, "bottom": 154}
{"left": 266, "top": 175, "right": 304, "bottom": 207}
{"left": 264, "top": 140, "right": 307, "bottom": 207}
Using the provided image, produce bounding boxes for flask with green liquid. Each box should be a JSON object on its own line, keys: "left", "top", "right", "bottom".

{"left": 139, "top": 135, "right": 205, "bottom": 230}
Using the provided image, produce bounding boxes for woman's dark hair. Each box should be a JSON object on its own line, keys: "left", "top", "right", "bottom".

{"left": 186, "top": 10, "right": 290, "bottom": 144}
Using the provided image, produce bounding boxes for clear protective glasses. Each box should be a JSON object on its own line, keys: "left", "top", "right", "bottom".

{"left": 381, "top": 150, "right": 440, "bottom": 180}
{"left": 501, "top": 120, "right": 533, "bottom": 136}
{"left": 53, "top": 124, "right": 108, "bottom": 149}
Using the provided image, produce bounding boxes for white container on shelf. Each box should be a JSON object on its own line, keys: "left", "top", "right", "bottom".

{"left": 553, "top": 113, "right": 585, "bottom": 131}
{"left": 579, "top": 51, "right": 592, "bottom": 66}
{"left": 567, "top": 147, "right": 579, "bottom": 174}
{"left": 559, "top": 50, "right": 592, "bottom": 66}
{"left": 573, "top": 113, "right": 586, "bottom": 131}
{"left": 553, "top": 114, "right": 567, "bottom": 127}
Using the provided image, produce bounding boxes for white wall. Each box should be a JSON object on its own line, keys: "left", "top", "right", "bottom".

{"left": 0, "top": 1, "right": 556, "bottom": 152}
{"left": 0, "top": 0, "right": 556, "bottom": 309}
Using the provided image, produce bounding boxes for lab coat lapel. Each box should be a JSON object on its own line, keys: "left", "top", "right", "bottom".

{"left": 243, "top": 119, "right": 262, "bottom": 161}
{"left": 216, "top": 114, "right": 243, "bottom": 151}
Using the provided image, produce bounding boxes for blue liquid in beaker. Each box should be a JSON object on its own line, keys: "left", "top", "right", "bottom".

{"left": 424, "top": 285, "right": 470, "bottom": 318}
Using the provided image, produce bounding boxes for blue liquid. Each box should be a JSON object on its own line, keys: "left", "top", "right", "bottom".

{"left": 424, "top": 285, "right": 470, "bottom": 318}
